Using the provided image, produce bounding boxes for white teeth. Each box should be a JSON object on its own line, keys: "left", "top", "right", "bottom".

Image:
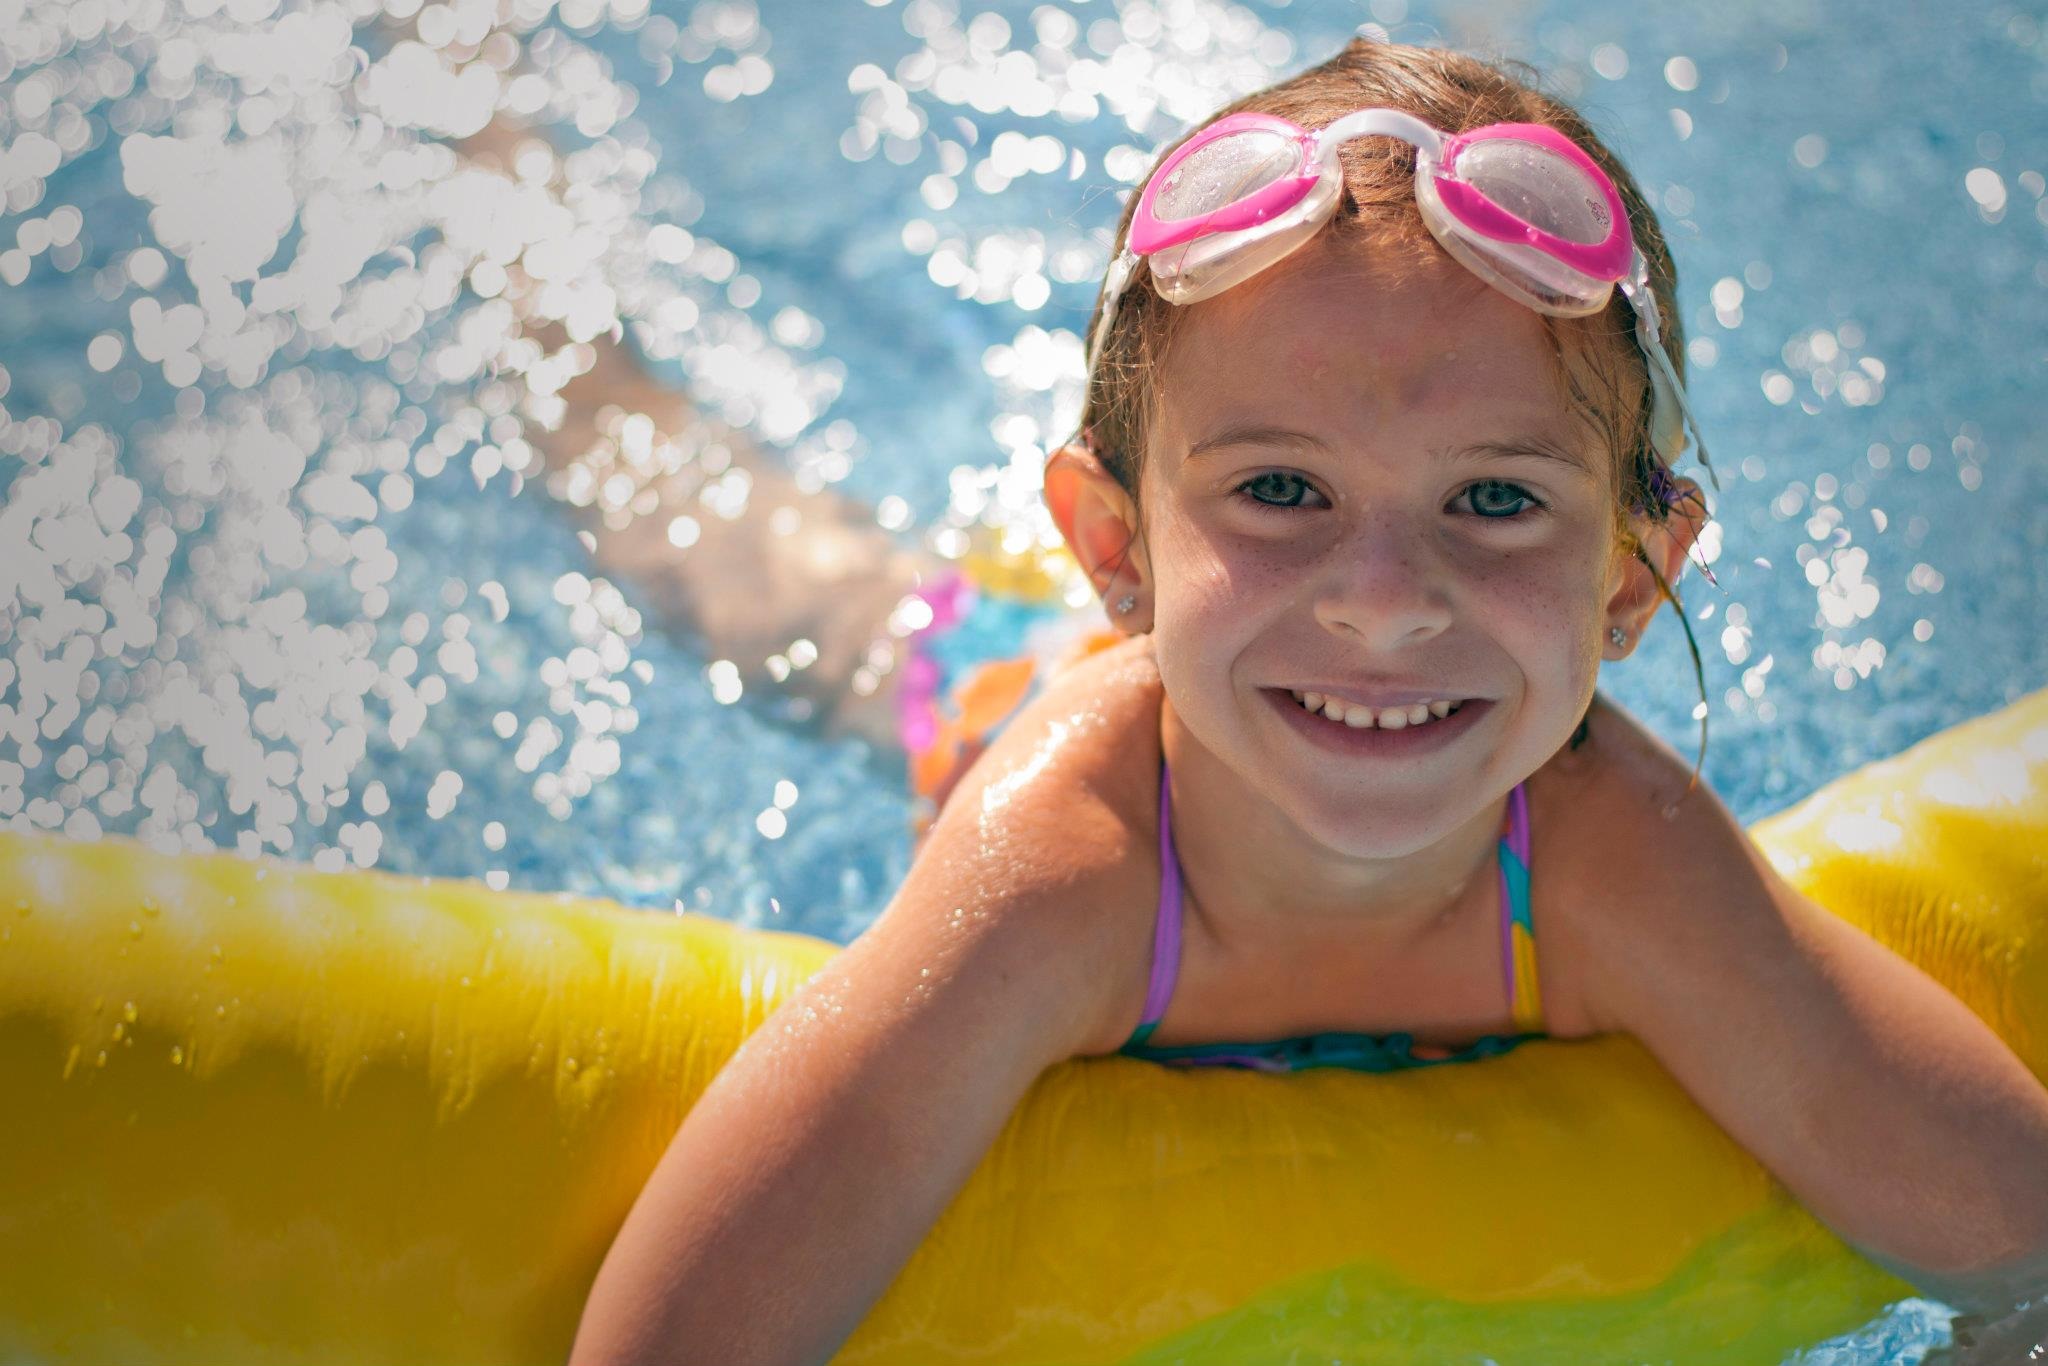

{"left": 1289, "top": 691, "right": 1464, "bottom": 730}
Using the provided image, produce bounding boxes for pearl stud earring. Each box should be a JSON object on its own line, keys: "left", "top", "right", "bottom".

{"left": 1115, "top": 594, "right": 1136, "bottom": 614}
{"left": 1609, "top": 626, "right": 1627, "bottom": 647}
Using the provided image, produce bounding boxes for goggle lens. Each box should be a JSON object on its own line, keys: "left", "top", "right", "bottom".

{"left": 1151, "top": 128, "right": 1300, "bottom": 222}
{"left": 1451, "top": 138, "right": 1614, "bottom": 247}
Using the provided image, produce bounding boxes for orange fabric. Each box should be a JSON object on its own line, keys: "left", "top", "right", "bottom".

{"left": 909, "top": 627, "right": 1131, "bottom": 837}
{"left": 908, "top": 659, "right": 1039, "bottom": 805}
{"left": 952, "top": 657, "right": 1038, "bottom": 735}
{"left": 909, "top": 724, "right": 970, "bottom": 804}
{"left": 1051, "top": 627, "right": 1128, "bottom": 673}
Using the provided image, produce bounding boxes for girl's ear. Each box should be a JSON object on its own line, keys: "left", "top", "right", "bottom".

{"left": 1044, "top": 442, "right": 1151, "bottom": 630}
{"left": 1603, "top": 475, "right": 1706, "bottom": 658}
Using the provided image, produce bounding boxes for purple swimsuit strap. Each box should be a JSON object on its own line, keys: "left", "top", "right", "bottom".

{"left": 1139, "top": 756, "right": 1185, "bottom": 1028}
{"left": 1504, "top": 780, "right": 1532, "bottom": 863}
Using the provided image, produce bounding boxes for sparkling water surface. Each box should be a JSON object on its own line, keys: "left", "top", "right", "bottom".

{"left": 1, "top": 0, "right": 2043, "bottom": 1360}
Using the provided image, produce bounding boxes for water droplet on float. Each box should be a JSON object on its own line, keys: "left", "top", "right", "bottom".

{"left": 169, "top": 1045, "right": 184, "bottom": 1066}
{"left": 123, "top": 1002, "right": 137, "bottom": 1023}
{"left": 94, "top": 1050, "right": 107, "bottom": 1068}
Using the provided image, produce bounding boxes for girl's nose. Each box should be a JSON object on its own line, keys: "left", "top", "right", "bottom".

{"left": 1309, "top": 519, "right": 1454, "bottom": 649}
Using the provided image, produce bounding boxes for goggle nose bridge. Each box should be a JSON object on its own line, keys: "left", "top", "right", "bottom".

{"left": 1308, "top": 108, "right": 1448, "bottom": 171}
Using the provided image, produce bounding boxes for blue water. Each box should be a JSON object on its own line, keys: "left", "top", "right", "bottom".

{"left": 1, "top": 0, "right": 2043, "bottom": 1358}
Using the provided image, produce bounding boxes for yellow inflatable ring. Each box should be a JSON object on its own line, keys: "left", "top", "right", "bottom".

{"left": 3, "top": 690, "right": 2044, "bottom": 1364}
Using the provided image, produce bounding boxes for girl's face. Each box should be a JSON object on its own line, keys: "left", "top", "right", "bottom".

{"left": 1139, "top": 233, "right": 1635, "bottom": 857}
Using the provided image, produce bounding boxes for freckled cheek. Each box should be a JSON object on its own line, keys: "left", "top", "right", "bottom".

{"left": 1150, "top": 527, "right": 1297, "bottom": 656}
{"left": 1146, "top": 539, "right": 1265, "bottom": 725}
{"left": 1467, "top": 554, "right": 1606, "bottom": 683}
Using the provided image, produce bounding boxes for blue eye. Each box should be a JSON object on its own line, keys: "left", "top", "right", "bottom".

{"left": 1464, "top": 480, "right": 1543, "bottom": 519}
{"left": 1235, "top": 471, "right": 1323, "bottom": 511}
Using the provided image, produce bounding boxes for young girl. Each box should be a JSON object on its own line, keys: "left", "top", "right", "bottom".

{"left": 568, "top": 39, "right": 2048, "bottom": 1364}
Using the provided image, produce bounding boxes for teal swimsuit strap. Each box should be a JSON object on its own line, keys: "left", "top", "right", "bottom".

{"left": 1497, "top": 780, "right": 1533, "bottom": 1012}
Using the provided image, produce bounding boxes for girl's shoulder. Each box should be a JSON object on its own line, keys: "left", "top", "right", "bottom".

{"left": 1532, "top": 690, "right": 1705, "bottom": 828}
{"left": 970, "top": 627, "right": 1167, "bottom": 830}
{"left": 1527, "top": 692, "right": 1771, "bottom": 1037}
{"left": 907, "top": 629, "right": 1167, "bottom": 1044}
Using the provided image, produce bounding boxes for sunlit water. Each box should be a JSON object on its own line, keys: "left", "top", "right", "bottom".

{"left": 1, "top": 0, "right": 2044, "bottom": 1359}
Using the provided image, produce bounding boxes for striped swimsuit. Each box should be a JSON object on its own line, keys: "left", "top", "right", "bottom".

{"left": 1118, "top": 758, "right": 1546, "bottom": 1073}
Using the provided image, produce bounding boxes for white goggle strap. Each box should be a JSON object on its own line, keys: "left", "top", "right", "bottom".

{"left": 1619, "top": 250, "right": 1724, "bottom": 591}
{"left": 1088, "top": 247, "right": 1140, "bottom": 371}
{"left": 1619, "top": 250, "right": 1718, "bottom": 492}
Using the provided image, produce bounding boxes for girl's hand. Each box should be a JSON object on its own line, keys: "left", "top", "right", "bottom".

{"left": 1560, "top": 701, "right": 2048, "bottom": 1300}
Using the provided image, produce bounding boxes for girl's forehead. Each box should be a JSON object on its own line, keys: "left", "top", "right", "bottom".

{"left": 1163, "top": 237, "right": 1556, "bottom": 417}
{"left": 1154, "top": 246, "right": 1575, "bottom": 446}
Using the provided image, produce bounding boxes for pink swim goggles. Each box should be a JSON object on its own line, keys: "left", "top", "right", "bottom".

{"left": 1089, "top": 107, "right": 1715, "bottom": 485}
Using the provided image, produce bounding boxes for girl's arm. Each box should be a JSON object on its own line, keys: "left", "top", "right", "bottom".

{"left": 1569, "top": 717, "right": 2048, "bottom": 1309}
{"left": 565, "top": 670, "right": 1141, "bottom": 1366}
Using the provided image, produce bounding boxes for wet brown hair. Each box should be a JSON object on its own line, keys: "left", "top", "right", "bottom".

{"left": 1075, "top": 35, "right": 1711, "bottom": 779}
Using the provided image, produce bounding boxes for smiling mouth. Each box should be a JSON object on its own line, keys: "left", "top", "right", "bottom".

{"left": 1285, "top": 690, "right": 1467, "bottom": 732}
